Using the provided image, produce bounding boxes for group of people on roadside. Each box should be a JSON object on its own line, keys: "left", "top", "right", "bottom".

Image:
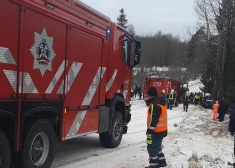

{"left": 131, "top": 84, "right": 142, "bottom": 100}
{"left": 212, "top": 98, "right": 235, "bottom": 165}
{"left": 145, "top": 84, "right": 235, "bottom": 167}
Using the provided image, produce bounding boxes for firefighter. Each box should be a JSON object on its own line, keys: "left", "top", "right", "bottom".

{"left": 194, "top": 93, "right": 200, "bottom": 105}
{"left": 131, "top": 87, "right": 134, "bottom": 98}
{"left": 146, "top": 87, "right": 168, "bottom": 168}
{"left": 218, "top": 98, "right": 228, "bottom": 122}
{"left": 168, "top": 89, "right": 174, "bottom": 110}
{"left": 229, "top": 100, "right": 235, "bottom": 166}
{"left": 183, "top": 91, "right": 190, "bottom": 112}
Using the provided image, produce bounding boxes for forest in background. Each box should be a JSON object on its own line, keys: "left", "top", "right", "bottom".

{"left": 117, "top": 0, "right": 235, "bottom": 103}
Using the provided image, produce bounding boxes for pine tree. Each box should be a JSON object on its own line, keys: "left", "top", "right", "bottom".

{"left": 117, "top": 8, "right": 128, "bottom": 29}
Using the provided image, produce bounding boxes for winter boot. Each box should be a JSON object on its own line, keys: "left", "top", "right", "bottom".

{"left": 186, "top": 108, "right": 188, "bottom": 112}
{"left": 145, "top": 166, "right": 159, "bottom": 168}
{"left": 183, "top": 106, "right": 185, "bottom": 111}
{"left": 159, "top": 163, "right": 167, "bottom": 167}
{"left": 158, "top": 151, "right": 167, "bottom": 167}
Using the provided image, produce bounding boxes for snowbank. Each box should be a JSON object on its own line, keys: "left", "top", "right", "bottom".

{"left": 188, "top": 79, "right": 204, "bottom": 93}
{"left": 61, "top": 104, "right": 232, "bottom": 168}
{"left": 165, "top": 105, "right": 232, "bottom": 167}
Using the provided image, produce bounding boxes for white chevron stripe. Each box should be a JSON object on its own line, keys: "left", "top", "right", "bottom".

{"left": 123, "top": 90, "right": 128, "bottom": 100}
{"left": 0, "top": 47, "right": 16, "bottom": 65}
{"left": 67, "top": 62, "right": 83, "bottom": 93}
{"left": 23, "top": 73, "right": 38, "bottom": 93}
{"left": 106, "top": 69, "right": 118, "bottom": 92}
{"left": 45, "top": 61, "right": 65, "bottom": 93}
{"left": 82, "top": 67, "right": 106, "bottom": 105}
{"left": 67, "top": 67, "right": 106, "bottom": 137}
{"left": 3, "top": 70, "right": 17, "bottom": 92}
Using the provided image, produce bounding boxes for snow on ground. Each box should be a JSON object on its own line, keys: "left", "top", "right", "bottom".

{"left": 188, "top": 79, "right": 204, "bottom": 93}
{"left": 59, "top": 101, "right": 232, "bottom": 168}
{"left": 54, "top": 80, "right": 232, "bottom": 168}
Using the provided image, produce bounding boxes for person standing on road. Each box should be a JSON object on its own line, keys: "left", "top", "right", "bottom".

{"left": 229, "top": 100, "right": 235, "bottom": 166}
{"left": 146, "top": 87, "right": 168, "bottom": 168}
{"left": 212, "top": 101, "right": 219, "bottom": 120}
{"left": 229, "top": 100, "right": 235, "bottom": 134}
{"left": 138, "top": 86, "right": 142, "bottom": 100}
{"left": 161, "top": 89, "right": 167, "bottom": 106}
{"left": 194, "top": 93, "right": 200, "bottom": 105}
{"left": 168, "top": 89, "right": 175, "bottom": 110}
{"left": 183, "top": 91, "right": 190, "bottom": 112}
{"left": 218, "top": 98, "right": 228, "bottom": 122}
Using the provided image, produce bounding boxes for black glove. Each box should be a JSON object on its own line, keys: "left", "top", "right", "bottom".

{"left": 146, "top": 128, "right": 154, "bottom": 135}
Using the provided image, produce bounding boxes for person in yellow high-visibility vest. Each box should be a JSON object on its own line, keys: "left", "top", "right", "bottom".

{"left": 168, "top": 89, "right": 175, "bottom": 110}
{"left": 145, "top": 87, "right": 168, "bottom": 168}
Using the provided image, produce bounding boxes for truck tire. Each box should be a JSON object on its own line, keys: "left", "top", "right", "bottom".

{"left": 22, "top": 119, "right": 56, "bottom": 168}
{"left": 0, "top": 129, "right": 11, "bottom": 168}
{"left": 99, "top": 111, "right": 123, "bottom": 148}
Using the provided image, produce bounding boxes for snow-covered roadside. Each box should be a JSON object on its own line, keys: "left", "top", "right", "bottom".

{"left": 62, "top": 104, "right": 233, "bottom": 168}
{"left": 164, "top": 105, "right": 232, "bottom": 168}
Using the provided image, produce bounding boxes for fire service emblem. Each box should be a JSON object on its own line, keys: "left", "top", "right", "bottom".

{"left": 30, "top": 28, "right": 56, "bottom": 76}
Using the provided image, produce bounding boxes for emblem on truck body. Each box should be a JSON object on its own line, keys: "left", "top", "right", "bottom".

{"left": 30, "top": 28, "right": 56, "bottom": 76}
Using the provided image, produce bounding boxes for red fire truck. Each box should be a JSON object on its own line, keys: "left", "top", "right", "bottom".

{"left": 143, "top": 77, "right": 181, "bottom": 106}
{"left": 0, "top": 0, "right": 141, "bottom": 167}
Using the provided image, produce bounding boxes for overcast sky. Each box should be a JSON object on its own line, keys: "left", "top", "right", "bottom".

{"left": 80, "top": 0, "right": 198, "bottom": 40}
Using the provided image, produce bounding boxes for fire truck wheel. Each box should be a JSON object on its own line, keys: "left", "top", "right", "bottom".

{"left": 99, "top": 111, "right": 123, "bottom": 148}
{"left": 0, "top": 129, "right": 11, "bottom": 168}
{"left": 22, "top": 120, "right": 56, "bottom": 168}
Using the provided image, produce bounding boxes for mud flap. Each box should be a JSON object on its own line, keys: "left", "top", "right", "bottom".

{"left": 123, "top": 126, "right": 128, "bottom": 134}
{"left": 125, "top": 113, "right": 131, "bottom": 123}
{"left": 99, "top": 106, "right": 110, "bottom": 133}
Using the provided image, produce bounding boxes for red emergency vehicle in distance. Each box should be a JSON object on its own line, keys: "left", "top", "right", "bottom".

{"left": 144, "top": 77, "right": 181, "bottom": 105}
{"left": 0, "top": 0, "right": 141, "bottom": 167}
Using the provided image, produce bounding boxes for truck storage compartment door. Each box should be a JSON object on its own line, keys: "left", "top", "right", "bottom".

{"left": 0, "top": 1, "right": 20, "bottom": 98}
{"left": 20, "top": 8, "right": 67, "bottom": 99}
{"left": 144, "top": 78, "right": 151, "bottom": 98}
{"left": 152, "top": 79, "right": 163, "bottom": 95}
{"left": 64, "top": 27, "right": 104, "bottom": 139}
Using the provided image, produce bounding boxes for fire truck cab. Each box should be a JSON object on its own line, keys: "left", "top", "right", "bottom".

{"left": 0, "top": 0, "right": 141, "bottom": 167}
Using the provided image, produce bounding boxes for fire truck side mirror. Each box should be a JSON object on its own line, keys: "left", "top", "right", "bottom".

{"left": 133, "top": 50, "right": 140, "bottom": 66}
{"left": 135, "top": 41, "right": 141, "bottom": 50}
{"left": 132, "top": 40, "right": 141, "bottom": 67}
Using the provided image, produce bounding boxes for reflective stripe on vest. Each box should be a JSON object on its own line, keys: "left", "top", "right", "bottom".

{"left": 169, "top": 93, "right": 173, "bottom": 99}
{"left": 147, "top": 103, "right": 168, "bottom": 132}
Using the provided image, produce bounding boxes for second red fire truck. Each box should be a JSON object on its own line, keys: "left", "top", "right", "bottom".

{"left": 143, "top": 77, "right": 181, "bottom": 107}
{"left": 0, "top": 0, "right": 141, "bottom": 167}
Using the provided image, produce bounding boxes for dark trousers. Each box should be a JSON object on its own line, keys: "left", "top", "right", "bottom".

{"left": 183, "top": 102, "right": 188, "bottom": 111}
{"left": 168, "top": 99, "right": 174, "bottom": 109}
{"left": 139, "top": 93, "right": 142, "bottom": 100}
{"left": 218, "top": 113, "right": 225, "bottom": 122}
{"left": 147, "top": 136, "right": 166, "bottom": 167}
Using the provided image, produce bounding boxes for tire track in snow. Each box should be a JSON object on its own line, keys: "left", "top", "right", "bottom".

{"left": 54, "top": 140, "right": 146, "bottom": 168}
